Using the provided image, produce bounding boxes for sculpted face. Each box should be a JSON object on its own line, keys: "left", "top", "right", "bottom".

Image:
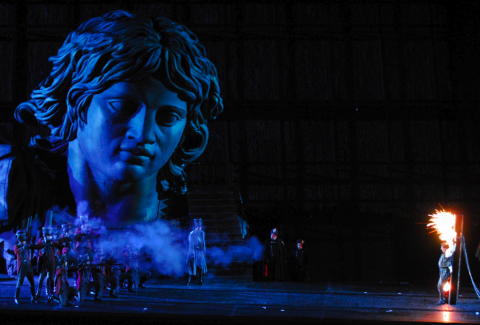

{"left": 74, "top": 77, "right": 187, "bottom": 184}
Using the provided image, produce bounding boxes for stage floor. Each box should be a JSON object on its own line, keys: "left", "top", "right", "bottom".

{"left": 0, "top": 275, "right": 480, "bottom": 324}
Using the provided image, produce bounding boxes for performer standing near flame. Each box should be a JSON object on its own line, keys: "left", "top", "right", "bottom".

{"left": 186, "top": 218, "right": 207, "bottom": 285}
{"left": 427, "top": 210, "right": 458, "bottom": 305}
{"left": 437, "top": 241, "right": 455, "bottom": 305}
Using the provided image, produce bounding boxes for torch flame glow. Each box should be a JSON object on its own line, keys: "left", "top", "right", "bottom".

{"left": 427, "top": 209, "right": 457, "bottom": 248}
{"left": 443, "top": 281, "right": 451, "bottom": 292}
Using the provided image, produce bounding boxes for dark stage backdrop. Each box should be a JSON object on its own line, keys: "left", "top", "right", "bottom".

{"left": 1, "top": 0, "right": 480, "bottom": 286}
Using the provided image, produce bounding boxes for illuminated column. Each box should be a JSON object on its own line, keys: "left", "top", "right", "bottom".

{"left": 448, "top": 214, "right": 463, "bottom": 305}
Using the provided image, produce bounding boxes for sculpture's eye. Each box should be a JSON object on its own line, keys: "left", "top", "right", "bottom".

{"left": 156, "top": 108, "right": 183, "bottom": 126}
{"left": 107, "top": 99, "right": 138, "bottom": 116}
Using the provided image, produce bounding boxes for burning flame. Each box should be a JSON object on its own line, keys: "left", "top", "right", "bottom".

{"left": 443, "top": 281, "right": 451, "bottom": 292}
{"left": 427, "top": 209, "right": 457, "bottom": 248}
{"left": 442, "top": 311, "right": 450, "bottom": 322}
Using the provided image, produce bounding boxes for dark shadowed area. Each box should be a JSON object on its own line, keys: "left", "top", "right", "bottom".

{"left": 2, "top": 1, "right": 480, "bottom": 324}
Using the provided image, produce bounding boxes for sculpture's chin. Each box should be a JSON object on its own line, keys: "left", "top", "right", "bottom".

{"left": 110, "top": 161, "right": 154, "bottom": 182}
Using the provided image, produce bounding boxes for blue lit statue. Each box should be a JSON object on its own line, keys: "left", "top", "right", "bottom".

{"left": 0, "top": 10, "right": 223, "bottom": 228}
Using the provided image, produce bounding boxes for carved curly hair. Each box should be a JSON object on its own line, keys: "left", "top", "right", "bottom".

{"left": 15, "top": 10, "right": 223, "bottom": 192}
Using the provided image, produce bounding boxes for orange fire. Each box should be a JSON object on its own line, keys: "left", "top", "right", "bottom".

{"left": 443, "top": 281, "right": 451, "bottom": 292}
{"left": 427, "top": 209, "right": 457, "bottom": 248}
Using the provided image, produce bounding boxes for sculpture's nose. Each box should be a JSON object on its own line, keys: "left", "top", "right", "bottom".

{"left": 125, "top": 105, "right": 155, "bottom": 145}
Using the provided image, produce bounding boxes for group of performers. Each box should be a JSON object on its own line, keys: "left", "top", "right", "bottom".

{"left": 3, "top": 217, "right": 210, "bottom": 306}
{"left": 261, "top": 228, "right": 308, "bottom": 282}
{"left": 4, "top": 218, "right": 309, "bottom": 307}
{"left": 6, "top": 223, "right": 148, "bottom": 306}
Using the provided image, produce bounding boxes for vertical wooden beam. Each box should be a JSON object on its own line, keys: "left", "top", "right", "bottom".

{"left": 449, "top": 213, "right": 463, "bottom": 305}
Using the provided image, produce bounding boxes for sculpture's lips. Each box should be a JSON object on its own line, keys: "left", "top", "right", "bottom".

{"left": 120, "top": 147, "right": 154, "bottom": 158}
